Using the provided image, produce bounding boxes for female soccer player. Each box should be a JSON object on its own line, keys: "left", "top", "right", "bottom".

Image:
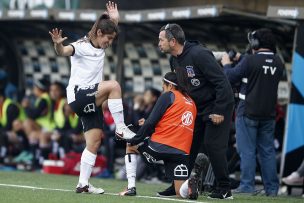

{"left": 120, "top": 72, "right": 208, "bottom": 200}
{"left": 49, "top": 1, "right": 135, "bottom": 194}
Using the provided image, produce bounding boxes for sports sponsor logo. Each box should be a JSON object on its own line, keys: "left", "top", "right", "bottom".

{"left": 86, "top": 91, "right": 97, "bottom": 97}
{"left": 174, "top": 164, "right": 188, "bottom": 177}
{"left": 79, "top": 85, "right": 96, "bottom": 90}
{"left": 83, "top": 103, "right": 95, "bottom": 113}
{"left": 181, "top": 111, "right": 193, "bottom": 126}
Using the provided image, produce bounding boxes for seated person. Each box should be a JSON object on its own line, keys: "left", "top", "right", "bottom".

{"left": 22, "top": 78, "right": 53, "bottom": 167}
{"left": 119, "top": 72, "right": 209, "bottom": 200}
{"left": 50, "top": 82, "right": 83, "bottom": 158}
{"left": 0, "top": 87, "right": 25, "bottom": 163}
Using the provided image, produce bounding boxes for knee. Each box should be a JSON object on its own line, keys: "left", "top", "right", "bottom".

{"left": 23, "top": 119, "right": 36, "bottom": 134}
{"left": 23, "top": 119, "right": 31, "bottom": 131}
{"left": 86, "top": 139, "right": 101, "bottom": 153}
{"left": 28, "top": 131, "right": 39, "bottom": 143}
{"left": 126, "top": 144, "right": 138, "bottom": 154}
{"left": 12, "top": 120, "right": 23, "bottom": 132}
{"left": 39, "top": 133, "right": 51, "bottom": 145}
{"left": 111, "top": 80, "right": 121, "bottom": 92}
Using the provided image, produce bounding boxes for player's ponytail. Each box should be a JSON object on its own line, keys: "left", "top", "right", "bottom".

{"left": 176, "top": 68, "right": 190, "bottom": 96}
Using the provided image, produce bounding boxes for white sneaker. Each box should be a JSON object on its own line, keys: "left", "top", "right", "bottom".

{"left": 115, "top": 124, "right": 136, "bottom": 139}
{"left": 282, "top": 172, "right": 304, "bottom": 186}
{"left": 76, "top": 183, "right": 104, "bottom": 194}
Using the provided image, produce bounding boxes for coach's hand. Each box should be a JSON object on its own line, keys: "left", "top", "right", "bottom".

{"left": 49, "top": 28, "right": 67, "bottom": 44}
{"left": 209, "top": 114, "right": 224, "bottom": 125}
{"left": 138, "top": 118, "right": 145, "bottom": 126}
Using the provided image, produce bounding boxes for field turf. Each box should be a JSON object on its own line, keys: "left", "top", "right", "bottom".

{"left": 0, "top": 171, "right": 302, "bottom": 203}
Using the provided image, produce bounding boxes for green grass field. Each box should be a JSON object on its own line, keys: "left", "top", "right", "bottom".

{"left": 0, "top": 171, "right": 302, "bottom": 203}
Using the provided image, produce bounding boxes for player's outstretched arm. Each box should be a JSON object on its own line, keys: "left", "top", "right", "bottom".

{"left": 49, "top": 28, "right": 73, "bottom": 56}
{"left": 106, "top": 1, "right": 119, "bottom": 25}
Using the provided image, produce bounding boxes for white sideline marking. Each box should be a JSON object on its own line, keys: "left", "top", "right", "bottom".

{"left": 0, "top": 183, "right": 206, "bottom": 203}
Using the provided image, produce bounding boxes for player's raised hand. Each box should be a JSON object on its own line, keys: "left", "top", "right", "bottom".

{"left": 106, "top": 1, "right": 119, "bottom": 24}
{"left": 49, "top": 28, "right": 67, "bottom": 44}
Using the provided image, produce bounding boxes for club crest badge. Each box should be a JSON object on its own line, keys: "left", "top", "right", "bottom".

{"left": 191, "top": 78, "right": 200, "bottom": 86}
{"left": 186, "top": 66, "right": 195, "bottom": 78}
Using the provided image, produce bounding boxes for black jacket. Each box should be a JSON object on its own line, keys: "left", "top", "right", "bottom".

{"left": 170, "top": 41, "right": 234, "bottom": 119}
{"left": 224, "top": 51, "right": 284, "bottom": 119}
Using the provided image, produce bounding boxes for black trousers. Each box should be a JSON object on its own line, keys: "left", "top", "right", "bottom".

{"left": 189, "top": 103, "right": 234, "bottom": 190}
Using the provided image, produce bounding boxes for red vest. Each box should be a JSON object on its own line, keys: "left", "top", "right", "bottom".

{"left": 151, "top": 90, "right": 197, "bottom": 154}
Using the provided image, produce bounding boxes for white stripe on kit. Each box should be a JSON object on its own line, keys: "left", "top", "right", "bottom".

{"left": 239, "top": 93, "right": 246, "bottom": 100}
{"left": 241, "top": 78, "right": 248, "bottom": 83}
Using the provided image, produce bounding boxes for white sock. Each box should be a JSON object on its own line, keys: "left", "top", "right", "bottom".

{"left": 108, "top": 99, "right": 125, "bottom": 126}
{"left": 78, "top": 148, "right": 97, "bottom": 186}
{"left": 179, "top": 180, "right": 189, "bottom": 198}
{"left": 125, "top": 154, "right": 137, "bottom": 189}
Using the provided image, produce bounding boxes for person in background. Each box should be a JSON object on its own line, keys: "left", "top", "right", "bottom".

{"left": 22, "top": 78, "right": 53, "bottom": 167}
{"left": 0, "top": 87, "right": 25, "bottom": 163}
{"left": 50, "top": 81, "right": 82, "bottom": 158}
{"left": 221, "top": 28, "right": 283, "bottom": 196}
{"left": 0, "top": 69, "right": 18, "bottom": 100}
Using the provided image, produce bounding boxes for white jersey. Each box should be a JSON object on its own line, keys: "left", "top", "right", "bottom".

{"left": 66, "top": 38, "right": 105, "bottom": 104}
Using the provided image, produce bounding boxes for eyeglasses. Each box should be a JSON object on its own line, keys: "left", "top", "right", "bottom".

{"left": 164, "top": 23, "right": 176, "bottom": 40}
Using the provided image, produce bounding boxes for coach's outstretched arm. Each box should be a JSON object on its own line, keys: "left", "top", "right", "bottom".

{"left": 49, "top": 28, "right": 73, "bottom": 56}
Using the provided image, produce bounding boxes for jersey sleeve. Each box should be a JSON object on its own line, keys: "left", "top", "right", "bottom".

{"left": 70, "top": 40, "right": 86, "bottom": 56}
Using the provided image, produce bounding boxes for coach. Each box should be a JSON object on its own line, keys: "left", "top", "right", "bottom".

{"left": 158, "top": 23, "right": 234, "bottom": 199}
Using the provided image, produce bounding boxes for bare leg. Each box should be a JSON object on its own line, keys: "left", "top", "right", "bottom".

{"left": 174, "top": 180, "right": 186, "bottom": 198}
{"left": 23, "top": 119, "right": 41, "bottom": 139}
{"left": 78, "top": 129, "right": 102, "bottom": 186}
{"left": 95, "top": 80, "right": 135, "bottom": 139}
{"left": 95, "top": 80, "right": 121, "bottom": 106}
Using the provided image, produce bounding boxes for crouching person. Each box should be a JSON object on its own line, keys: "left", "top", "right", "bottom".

{"left": 119, "top": 72, "right": 208, "bottom": 200}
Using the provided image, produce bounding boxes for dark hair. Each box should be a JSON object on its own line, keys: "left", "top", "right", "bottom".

{"left": 0, "top": 70, "right": 8, "bottom": 89}
{"left": 147, "top": 87, "right": 161, "bottom": 99}
{"left": 52, "top": 81, "right": 66, "bottom": 98}
{"left": 34, "top": 78, "right": 50, "bottom": 92}
{"left": 87, "top": 14, "right": 118, "bottom": 40}
{"left": 160, "top": 23, "right": 185, "bottom": 45}
{"left": 0, "top": 87, "right": 4, "bottom": 97}
{"left": 253, "top": 28, "right": 276, "bottom": 52}
{"left": 163, "top": 71, "right": 189, "bottom": 96}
